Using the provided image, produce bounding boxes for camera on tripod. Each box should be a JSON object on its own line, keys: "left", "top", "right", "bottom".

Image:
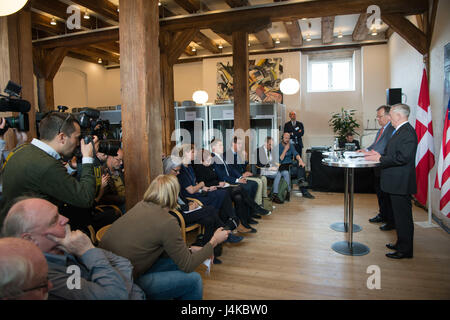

{"left": 0, "top": 80, "right": 31, "bottom": 133}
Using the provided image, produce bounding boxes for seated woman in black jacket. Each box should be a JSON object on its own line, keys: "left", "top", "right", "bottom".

{"left": 193, "top": 149, "right": 270, "bottom": 233}
{"left": 163, "top": 157, "right": 243, "bottom": 264}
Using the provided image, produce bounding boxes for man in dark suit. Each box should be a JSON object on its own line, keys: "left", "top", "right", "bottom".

{"left": 365, "top": 104, "right": 418, "bottom": 259}
{"left": 359, "top": 105, "right": 396, "bottom": 230}
{"left": 283, "top": 111, "right": 304, "bottom": 156}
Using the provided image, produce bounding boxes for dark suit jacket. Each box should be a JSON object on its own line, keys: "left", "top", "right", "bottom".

{"left": 283, "top": 120, "right": 304, "bottom": 149}
{"left": 211, "top": 153, "right": 242, "bottom": 184}
{"left": 379, "top": 122, "right": 418, "bottom": 195}
{"left": 367, "top": 122, "right": 395, "bottom": 155}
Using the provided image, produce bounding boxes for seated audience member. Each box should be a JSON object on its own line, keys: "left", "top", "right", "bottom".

{"left": 256, "top": 136, "right": 279, "bottom": 180}
{"left": 210, "top": 138, "right": 267, "bottom": 214}
{"left": 163, "top": 157, "right": 242, "bottom": 263}
{"left": 194, "top": 149, "right": 269, "bottom": 232}
{"left": 97, "top": 148, "right": 126, "bottom": 213}
{"left": 227, "top": 137, "right": 269, "bottom": 207}
{"left": 2, "top": 197, "right": 145, "bottom": 300}
{"left": 177, "top": 144, "right": 237, "bottom": 219}
{"left": 339, "top": 132, "right": 360, "bottom": 150}
{"left": 272, "top": 133, "right": 314, "bottom": 203}
{"left": 0, "top": 237, "right": 51, "bottom": 300}
{"left": 99, "top": 174, "right": 229, "bottom": 300}
{"left": 0, "top": 112, "right": 97, "bottom": 230}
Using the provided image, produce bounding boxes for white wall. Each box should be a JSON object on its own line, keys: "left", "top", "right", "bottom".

{"left": 172, "top": 47, "right": 390, "bottom": 151}
{"left": 53, "top": 56, "right": 121, "bottom": 110}
{"left": 388, "top": 0, "right": 450, "bottom": 228}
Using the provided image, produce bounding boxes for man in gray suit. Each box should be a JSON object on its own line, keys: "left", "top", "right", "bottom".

{"left": 358, "top": 105, "right": 395, "bottom": 230}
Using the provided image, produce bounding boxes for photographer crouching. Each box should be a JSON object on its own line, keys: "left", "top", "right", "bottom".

{"left": 0, "top": 112, "right": 97, "bottom": 231}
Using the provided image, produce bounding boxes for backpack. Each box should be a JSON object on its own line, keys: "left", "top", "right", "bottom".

{"left": 277, "top": 177, "right": 289, "bottom": 202}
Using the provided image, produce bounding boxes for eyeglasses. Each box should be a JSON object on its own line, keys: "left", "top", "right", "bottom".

{"left": 114, "top": 157, "right": 123, "bottom": 163}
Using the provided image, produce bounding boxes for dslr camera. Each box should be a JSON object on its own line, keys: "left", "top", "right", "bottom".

{"left": 0, "top": 81, "right": 31, "bottom": 134}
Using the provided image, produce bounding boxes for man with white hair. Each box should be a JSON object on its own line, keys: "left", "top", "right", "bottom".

{"left": 0, "top": 237, "right": 51, "bottom": 300}
{"left": 365, "top": 104, "right": 418, "bottom": 259}
{"left": 2, "top": 197, "right": 145, "bottom": 299}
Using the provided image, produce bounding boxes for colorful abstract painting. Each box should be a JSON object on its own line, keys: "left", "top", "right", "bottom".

{"left": 216, "top": 58, "right": 283, "bottom": 103}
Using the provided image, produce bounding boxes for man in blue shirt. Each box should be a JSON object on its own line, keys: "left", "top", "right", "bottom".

{"left": 272, "top": 133, "right": 315, "bottom": 203}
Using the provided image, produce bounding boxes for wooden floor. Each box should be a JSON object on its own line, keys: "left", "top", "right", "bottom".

{"left": 192, "top": 191, "right": 450, "bottom": 300}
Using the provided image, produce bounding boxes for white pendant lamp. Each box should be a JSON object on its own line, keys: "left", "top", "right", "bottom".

{"left": 280, "top": 78, "right": 300, "bottom": 95}
{"left": 0, "top": 0, "right": 28, "bottom": 16}
{"left": 192, "top": 90, "right": 208, "bottom": 104}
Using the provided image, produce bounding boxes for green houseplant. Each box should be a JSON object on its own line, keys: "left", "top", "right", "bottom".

{"left": 329, "top": 108, "right": 360, "bottom": 141}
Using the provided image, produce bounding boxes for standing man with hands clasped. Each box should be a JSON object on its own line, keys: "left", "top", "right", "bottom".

{"left": 365, "top": 104, "right": 418, "bottom": 259}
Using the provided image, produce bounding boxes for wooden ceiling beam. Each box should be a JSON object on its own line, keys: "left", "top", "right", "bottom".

{"left": 69, "top": 46, "right": 120, "bottom": 64}
{"left": 161, "top": 0, "right": 428, "bottom": 31}
{"left": 283, "top": 20, "right": 302, "bottom": 46}
{"left": 32, "top": 0, "right": 111, "bottom": 29}
{"left": 193, "top": 32, "right": 222, "bottom": 54}
{"left": 67, "top": 51, "right": 106, "bottom": 65}
{"left": 352, "top": 13, "right": 369, "bottom": 41}
{"left": 172, "top": 0, "right": 224, "bottom": 53}
{"left": 91, "top": 42, "right": 120, "bottom": 55}
{"left": 321, "top": 16, "right": 335, "bottom": 44}
{"left": 69, "top": 0, "right": 119, "bottom": 22}
{"left": 31, "top": 12, "right": 67, "bottom": 35}
{"left": 225, "top": 0, "right": 274, "bottom": 49}
{"left": 275, "top": 0, "right": 302, "bottom": 46}
{"left": 174, "top": 0, "right": 210, "bottom": 13}
{"left": 381, "top": 13, "right": 428, "bottom": 54}
{"left": 33, "top": 27, "right": 119, "bottom": 49}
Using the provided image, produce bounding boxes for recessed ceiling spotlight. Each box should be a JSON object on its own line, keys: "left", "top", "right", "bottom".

{"left": 97, "top": 58, "right": 102, "bottom": 64}
{"left": 275, "top": 38, "right": 281, "bottom": 44}
{"left": 50, "top": 17, "right": 57, "bottom": 26}
{"left": 158, "top": 1, "right": 162, "bottom": 6}
{"left": 371, "top": 26, "right": 378, "bottom": 36}
{"left": 84, "top": 10, "right": 90, "bottom": 19}
{"left": 191, "top": 46, "right": 196, "bottom": 52}
{"left": 306, "top": 34, "right": 311, "bottom": 42}
{"left": 337, "top": 31, "right": 343, "bottom": 38}
{"left": 218, "top": 43, "right": 223, "bottom": 49}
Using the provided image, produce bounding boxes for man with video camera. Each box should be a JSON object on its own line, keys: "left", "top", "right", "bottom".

{"left": 0, "top": 112, "right": 98, "bottom": 230}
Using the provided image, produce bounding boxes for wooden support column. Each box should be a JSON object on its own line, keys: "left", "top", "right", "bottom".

{"left": 0, "top": 9, "right": 36, "bottom": 146}
{"left": 232, "top": 31, "right": 250, "bottom": 153}
{"left": 120, "top": 0, "right": 163, "bottom": 209}
{"left": 33, "top": 47, "right": 68, "bottom": 113}
{"left": 159, "top": 29, "right": 198, "bottom": 156}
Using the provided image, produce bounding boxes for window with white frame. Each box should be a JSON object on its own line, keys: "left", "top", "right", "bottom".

{"left": 307, "top": 50, "right": 355, "bottom": 92}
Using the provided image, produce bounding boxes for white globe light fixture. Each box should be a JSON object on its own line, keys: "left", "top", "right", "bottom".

{"left": 0, "top": 0, "right": 28, "bottom": 16}
{"left": 192, "top": 90, "right": 208, "bottom": 104}
{"left": 280, "top": 78, "right": 300, "bottom": 95}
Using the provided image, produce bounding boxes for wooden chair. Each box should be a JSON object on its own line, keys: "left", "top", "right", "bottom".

{"left": 173, "top": 197, "right": 204, "bottom": 243}
{"left": 96, "top": 224, "right": 112, "bottom": 243}
{"left": 95, "top": 204, "right": 123, "bottom": 217}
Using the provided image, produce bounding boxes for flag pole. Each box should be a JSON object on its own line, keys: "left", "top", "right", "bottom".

{"left": 415, "top": 171, "right": 438, "bottom": 228}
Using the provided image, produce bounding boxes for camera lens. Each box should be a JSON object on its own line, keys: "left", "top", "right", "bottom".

{"left": 98, "top": 140, "right": 121, "bottom": 156}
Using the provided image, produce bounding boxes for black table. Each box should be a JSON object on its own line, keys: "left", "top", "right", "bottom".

{"left": 308, "top": 150, "right": 375, "bottom": 193}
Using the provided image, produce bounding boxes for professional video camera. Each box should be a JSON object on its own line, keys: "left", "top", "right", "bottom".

{"left": 0, "top": 81, "right": 31, "bottom": 133}
{"left": 78, "top": 107, "right": 121, "bottom": 156}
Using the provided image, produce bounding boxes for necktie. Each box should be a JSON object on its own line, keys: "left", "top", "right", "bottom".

{"left": 374, "top": 127, "right": 384, "bottom": 144}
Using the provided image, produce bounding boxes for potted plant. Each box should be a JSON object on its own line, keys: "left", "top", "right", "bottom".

{"left": 329, "top": 108, "right": 360, "bottom": 142}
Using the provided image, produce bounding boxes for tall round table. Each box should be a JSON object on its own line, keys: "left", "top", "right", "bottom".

{"left": 322, "top": 156, "right": 379, "bottom": 256}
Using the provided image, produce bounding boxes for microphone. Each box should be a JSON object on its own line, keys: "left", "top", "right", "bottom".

{"left": 0, "top": 97, "right": 31, "bottom": 113}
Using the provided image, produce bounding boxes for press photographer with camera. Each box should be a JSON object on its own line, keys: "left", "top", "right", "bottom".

{"left": 0, "top": 112, "right": 98, "bottom": 229}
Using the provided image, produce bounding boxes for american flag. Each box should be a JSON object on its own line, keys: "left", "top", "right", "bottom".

{"left": 434, "top": 99, "right": 450, "bottom": 217}
{"left": 415, "top": 68, "right": 435, "bottom": 206}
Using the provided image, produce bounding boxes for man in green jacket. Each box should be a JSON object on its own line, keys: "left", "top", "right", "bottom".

{"left": 0, "top": 112, "right": 97, "bottom": 230}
